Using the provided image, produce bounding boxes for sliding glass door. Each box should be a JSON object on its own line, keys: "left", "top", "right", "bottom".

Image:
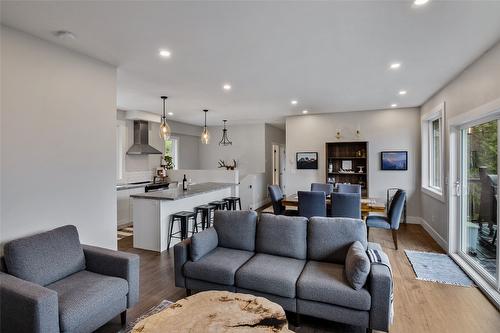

{"left": 458, "top": 119, "right": 499, "bottom": 285}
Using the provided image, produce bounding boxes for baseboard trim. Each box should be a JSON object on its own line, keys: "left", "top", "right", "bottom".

{"left": 414, "top": 217, "right": 448, "bottom": 251}
{"left": 406, "top": 216, "right": 421, "bottom": 224}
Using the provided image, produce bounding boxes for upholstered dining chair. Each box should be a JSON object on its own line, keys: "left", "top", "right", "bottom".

{"left": 298, "top": 191, "right": 327, "bottom": 218}
{"left": 268, "top": 185, "right": 297, "bottom": 216}
{"left": 331, "top": 192, "right": 361, "bottom": 219}
{"left": 366, "top": 189, "right": 406, "bottom": 249}
{"left": 337, "top": 183, "right": 362, "bottom": 194}
{"left": 310, "top": 183, "right": 334, "bottom": 196}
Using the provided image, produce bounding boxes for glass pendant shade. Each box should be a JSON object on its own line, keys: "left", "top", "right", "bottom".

{"left": 201, "top": 109, "right": 209, "bottom": 144}
{"left": 159, "top": 96, "right": 171, "bottom": 140}
{"left": 159, "top": 120, "right": 171, "bottom": 140}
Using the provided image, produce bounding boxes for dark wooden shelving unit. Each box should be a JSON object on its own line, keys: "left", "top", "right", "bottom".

{"left": 326, "top": 141, "right": 369, "bottom": 197}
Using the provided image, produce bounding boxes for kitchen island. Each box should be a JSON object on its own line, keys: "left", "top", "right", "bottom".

{"left": 131, "top": 182, "right": 236, "bottom": 252}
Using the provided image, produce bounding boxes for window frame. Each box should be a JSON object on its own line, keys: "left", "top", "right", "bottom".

{"left": 164, "top": 136, "right": 179, "bottom": 170}
{"left": 421, "top": 102, "right": 445, "bottom": 202}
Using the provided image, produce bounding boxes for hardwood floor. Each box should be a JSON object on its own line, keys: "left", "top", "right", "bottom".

{"left": 99, "top": 223, "right": 499, "bottom": 333}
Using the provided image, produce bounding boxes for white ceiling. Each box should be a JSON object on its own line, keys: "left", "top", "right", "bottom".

{"left": 2, "top": 1, "right": 500, "bottom": 127}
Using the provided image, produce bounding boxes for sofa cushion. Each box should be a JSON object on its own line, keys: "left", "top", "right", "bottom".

{"left": 4, "top": 225, "right": 86, "bottom": 286}
{"left": 345, "top": 241, "right": 371, "bottom": 290}
{"left": 46, "top": 270, "right": 128, "bottom": 332}
{"left": 256, "top": 214, "right": 308, "bottom": 259}
{"left": 308, "top": 217, "right": 367, "bottom": 264}
{"left": 235, "top": 253, "right": 306, "bottom": 298}
{"left": 297, "top": 261, "right": 371, "bottom": 311}
{"left": 191, "top": 228, "right": 218, "bottom": 262}
{"left": 184, "top": 247, "right": 254, "bottom": 285}
{"left": 214, "top": 211, "right": 257, "bottom": 251}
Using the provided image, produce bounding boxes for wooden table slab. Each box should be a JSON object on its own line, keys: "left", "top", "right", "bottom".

{"left": 281, "top": 194, "right": 386, "bottom": 215}
{"left": 131, "top": 290, "right": 293, "bottom": 333}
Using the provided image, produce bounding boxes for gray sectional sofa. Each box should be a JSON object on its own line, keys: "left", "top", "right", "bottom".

{"left": 0, "top": 225, "right": 140, "bottom": 333}
{"left": 174, "top": 211, "right": 393, "bottom": 332}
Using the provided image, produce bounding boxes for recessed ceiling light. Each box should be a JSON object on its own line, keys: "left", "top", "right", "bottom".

{"left": 159, "top": 49, "right": 171, "bottom": 58}
{"left": 414, "top": 0, "right": 429, "bottom": 6}
{"left": 399, "top": 90, "right": 407, "bottom": 95}
{"left": 167, "top": 112, "right": 174, "bottom": 116}
{"left": 291, "top": 100, "right": 298, "bottom": 105}
{"left": 391, "top": 104, "right": 398, "bottom": 108}
{"left": 223, "top": 84, "right": 232, "bottom": 91}
{"left": 52, "top": 30, "right": 76, "bottom": 40}
{"left": 390, "top": 63, "right": 401, "bottom": 70}
{"left": 302, "top": 110, "right": 309, "bottom": 114}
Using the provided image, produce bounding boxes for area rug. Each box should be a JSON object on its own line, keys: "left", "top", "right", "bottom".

{"left": 125, "top": 299, "right": 173, "bottom": 333}
{"left": 404, "top": 250, "right": 475, "bottom": 287}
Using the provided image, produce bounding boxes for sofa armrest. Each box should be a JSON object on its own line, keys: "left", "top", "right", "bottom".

{"left": 174, "top": 238, "right": 191, "bottom": 288}
{"left": 82, "top": 244, "right": 140, "bottom": 307}
{"left": 0, "top": 272, "right": 59, "bottom": 333}
{"left": 367, "top": 243, "right": 392, "bottom": 332}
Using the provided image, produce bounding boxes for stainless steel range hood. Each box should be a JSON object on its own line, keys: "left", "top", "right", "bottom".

{"left": 126, "top": 120, "right": 162, "bottom": 155}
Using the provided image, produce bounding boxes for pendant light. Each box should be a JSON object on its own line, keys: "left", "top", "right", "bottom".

{"left": 159, "top": 96, "right": 171, "bottom": 141}
{"left": 219, "top": 120, "right": 232, "bottom": 146}
{"left": 201, "top": 110, "right": 210, "bottom": 144}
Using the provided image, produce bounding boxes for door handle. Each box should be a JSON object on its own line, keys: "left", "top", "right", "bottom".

{"left": 454, "top": 180, "right": 461, "bottom": 197}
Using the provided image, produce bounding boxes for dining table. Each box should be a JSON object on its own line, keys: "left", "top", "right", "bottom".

{"left": 281, "top": 193, "right": 386, "bottom": 218}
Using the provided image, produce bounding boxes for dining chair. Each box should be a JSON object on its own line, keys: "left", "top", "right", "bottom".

{"left": 298, "top": 191, "right": 326, "bottom": 218}
{"left": 330, "top": 192, "right": 361, "bottom": 219}
{"left": 311, "top": 183, "right": 334, "bottom": 195}
{"left": 337, "top": 183, "right": 362, "bottom": 194}
{"left": 268, "top": 185, "right": 298, "bottom": 216}
{"left": 366, "top": 189, "right": 406, "bottom": 249}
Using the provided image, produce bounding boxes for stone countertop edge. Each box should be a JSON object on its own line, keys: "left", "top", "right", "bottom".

{"left": 130, "top": 182, "right": 236, "bottom": 201}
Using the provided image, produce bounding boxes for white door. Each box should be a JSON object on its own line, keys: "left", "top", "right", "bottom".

{"left": 452, "top": 117, "right": 499, "bottom": 291}
{"left": 272, "top": 144, "right": 280, "bottom": 186}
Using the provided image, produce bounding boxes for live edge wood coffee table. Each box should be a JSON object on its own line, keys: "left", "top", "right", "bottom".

{"left": 131, "top": 290, "right": 293, "bottom": 333}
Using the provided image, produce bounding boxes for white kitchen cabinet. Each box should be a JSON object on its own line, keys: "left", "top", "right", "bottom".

{"left": 117, "top": 186, "right": 146, "bottom": 227}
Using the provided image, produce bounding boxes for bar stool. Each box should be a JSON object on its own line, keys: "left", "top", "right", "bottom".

{"left": 209, "top": 200, "right": 228, "bottom": 210}
{"left": 167, "top": 211, "right": 197, "bottom": 250}
{"left": 195, "top": 204, "right": 216, "bottom": 230}
{"left": 223, "top": 197, "right": 242, "bottom": 210}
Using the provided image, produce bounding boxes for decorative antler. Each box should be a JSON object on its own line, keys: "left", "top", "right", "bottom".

{"left": 218, "top": 160, "right": 227, "bottom": 169}
{"left": 218, "top": 159, "right": 237, "bottom": 170}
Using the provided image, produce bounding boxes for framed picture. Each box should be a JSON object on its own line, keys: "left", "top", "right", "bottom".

{"left": 296, "top": 152, "right": 318, "bottom": 169}
{"left": 381, "top": 151, "right": 408, "bottom": 170}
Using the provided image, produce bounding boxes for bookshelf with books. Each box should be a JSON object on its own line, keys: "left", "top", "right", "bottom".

{"left": 326, "top": 141, "right": 369, "bottom": 197}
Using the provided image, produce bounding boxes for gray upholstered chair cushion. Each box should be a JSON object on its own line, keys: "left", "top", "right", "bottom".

{"left": 183, "top": 247, "right": 253, "bottom": 285}
{"left": 366, "top": 214, "right": 391, "bottom": 229}
{"left": 298, "top": 191, "right": 327, "bottom": 218}
{"left": 297, "top": 260, "right": 371, "bottom": 311}
{"left": 331, "top": 192, "right": 361, "bottom": 219}
{"left": 235, "top": 253, "right": 306, "bottom": 298}
{"left": 256, "top": 214, "right": 308, "bottom": 259}
{"left": 191, "top": 228, "right": 218, "bottom": 262}
{"left": 308, "top": 217, "right": 367, "bottom": 264}
{"left": 3, "top": 225, "right": 86, "bottom": 286}
{"left": 214, "top": 211, "right": 257, "bottom": 251}
{"left": 345, "top": 241, "right": 371, "bottom": 290}
{"left": 46, "top": 270, "right": 128, "bottom": 332}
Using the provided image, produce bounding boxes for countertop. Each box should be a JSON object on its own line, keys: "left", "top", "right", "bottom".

{"left": 130, "top": 182, "right": 235, "bottom": 201}
{"left": 116, "top": 181, "right": 152, "bottom": 191}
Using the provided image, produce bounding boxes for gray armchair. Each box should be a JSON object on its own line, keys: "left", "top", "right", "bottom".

{"left": 0, "top": 225, "right": 140, "bottom": 333}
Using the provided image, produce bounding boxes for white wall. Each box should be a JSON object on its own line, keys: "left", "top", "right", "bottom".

{"left": 285, "top": 108, "right": 421, "bottom": 218}
{"left": 420, "top": 41, "right": 500, "bottom": 246}
{"left": 0, "top": 26, "right": 117, "bottom": 250}
{"left": 199, "top": 124, "right": 266, "bottom": 177}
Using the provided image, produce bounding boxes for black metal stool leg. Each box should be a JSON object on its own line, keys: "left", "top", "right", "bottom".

{"left": 167, "top": 216, "right": 175, "bottom": 250}
{"left": 238, "top": 198, "right": 241, "bottom": 210}
{"left": 192, "top": 216, "right": 198, "bottom": 235}
{"left": 180, "top": 217, "right": 187, "bottom": 240}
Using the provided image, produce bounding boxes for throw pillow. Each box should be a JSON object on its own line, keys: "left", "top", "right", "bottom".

{"left": 345, "top": 241, "right": 370, "bottom": 290}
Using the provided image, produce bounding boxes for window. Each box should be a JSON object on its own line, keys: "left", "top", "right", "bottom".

{"left": 164, "top": 136, "right": 179, "bottom": 170}
{"left": 422, "top": 102, "right": 445, "bottom": 201}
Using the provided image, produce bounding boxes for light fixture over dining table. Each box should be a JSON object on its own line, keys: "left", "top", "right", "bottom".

{"left": 219, "top": 120, "right": 232, "bottom": 146}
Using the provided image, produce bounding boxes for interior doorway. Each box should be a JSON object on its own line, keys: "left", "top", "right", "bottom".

{"left": 272, "top": 144, "right": 286, "bottom": 190}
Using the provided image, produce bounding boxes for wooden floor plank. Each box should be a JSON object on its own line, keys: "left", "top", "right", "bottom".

{"left": 98, "top": 223, "right": 499, "bottom": 333}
